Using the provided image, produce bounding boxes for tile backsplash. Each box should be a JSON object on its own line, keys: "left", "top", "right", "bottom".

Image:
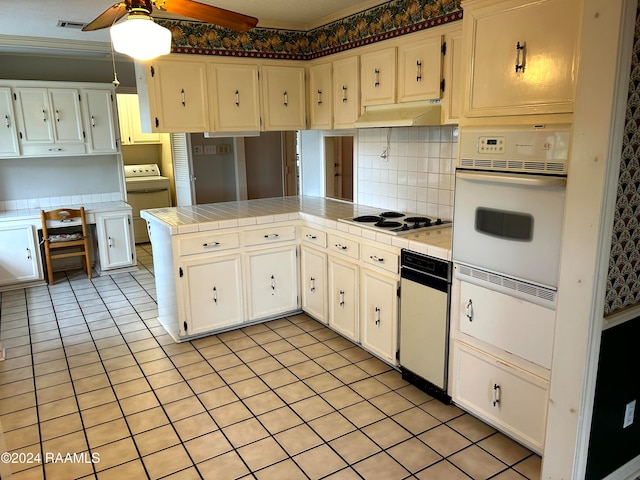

{"left": 356, "top": 126, "right": 457, "bottom": 219}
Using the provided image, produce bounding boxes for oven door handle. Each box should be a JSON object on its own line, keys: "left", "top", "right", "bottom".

{"left": 456, "top": 170, "right": 566, "bottom": 188}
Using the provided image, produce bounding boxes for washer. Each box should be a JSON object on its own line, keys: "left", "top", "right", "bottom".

{"left": 124, "top": 164, "right": 171, "bottom": 244}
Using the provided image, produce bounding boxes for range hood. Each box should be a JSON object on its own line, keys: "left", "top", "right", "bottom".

{"left": 354, "top": 101, "right": 442, "bottom": 128}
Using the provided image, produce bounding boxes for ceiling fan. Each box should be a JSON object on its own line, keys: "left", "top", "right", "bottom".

{"left": 82, "top": 0, "right": 259, "bottom": 33}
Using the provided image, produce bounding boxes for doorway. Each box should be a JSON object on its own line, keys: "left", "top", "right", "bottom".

{"left": 324, "top": 136, "right": 354, "bottom": 202}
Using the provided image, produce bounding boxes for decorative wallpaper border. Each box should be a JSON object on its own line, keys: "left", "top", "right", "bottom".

{"left": 157, "top": 0, "right": 462, "bottom": 60}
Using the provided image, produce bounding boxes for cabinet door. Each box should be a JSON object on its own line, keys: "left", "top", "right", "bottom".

{"left": 360, "top": 268, "right": 398, "bottom": 364}
{"left": 261, "top": 65, "right": 306, "bottom": 130}
{"left": 463, "top": 0, "right": 579, "bottom": 118}
{"left": 328, "top": 255, "right": 358, "bottom": 341}
{"left": 0, "top": 225, "right": 42, "bottom": 285}
{"left": 151, "top": 60, "right": 210, "bottom": 132}
{"left": 332, "top": 56, "right": 360, "bottom": 129}
{"left": 453, "top": 341, "right": 549, "bottom": 453}
{"left": 442, "top": 28, "right": 463, "bottom": 124}
{"left": 83, "top": 89, "right": 118, "bottom": 153}
{"left": 308, "top": 63, "right": 333, "bottom": 130}
{"left": 49, "top": 89, "right": 84, "bottom": 143}
{"left": 360, "top": 47, "right": 396, "bottom": 106}
{"left": 117, "top": 93, "right": 161, "bottom": 144}
{"left": 14, "top": 88, "right": 54, "bottom": 143}
{"left": 300, "top": 246, "right": 327, "bottom": 324}
{"left": 210, "top": 63, "right": 261, "bottom": 132}
{"left": 398, "top": 36, "right": 443, "bottom": 103}
{"left": 96, "top": 212, "right": 135, "bottom": 270}
{"left": 0, "top": 87, "right": 20, "bottom": 157}
{"left": 180, "top": 254, "right": 243, "bottom": 336}
{"left": 245, "top": 245, "right": 299, "bottom": 320}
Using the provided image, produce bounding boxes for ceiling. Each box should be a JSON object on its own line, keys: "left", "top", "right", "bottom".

{"left": 0, "top": 0, "right": 385, "bottom": 56}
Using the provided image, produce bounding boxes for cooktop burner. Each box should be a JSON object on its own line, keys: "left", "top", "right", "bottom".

{"left": 339, "top": 212, "right": 452, "bottom": 236}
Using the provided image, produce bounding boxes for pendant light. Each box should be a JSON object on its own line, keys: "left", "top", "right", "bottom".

{"left": 110, "top": 13, "right": 171, "bottom": 61}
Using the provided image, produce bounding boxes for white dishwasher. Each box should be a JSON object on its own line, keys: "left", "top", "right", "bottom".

{"left": 399, "top": 249, "right": 452, "bottom": 404}
{"left": 124, "top": 164, "right": 171, "bottom": 243}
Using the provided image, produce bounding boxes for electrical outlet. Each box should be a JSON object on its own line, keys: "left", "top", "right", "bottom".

{"left": 204, "top": 145, "right": 216, "bottom": 155}
{"left": 623, "top": 399, "right": 636, "bottom": 428}
{"left": 193, "top": 145, "right": 203, "bottom": 155}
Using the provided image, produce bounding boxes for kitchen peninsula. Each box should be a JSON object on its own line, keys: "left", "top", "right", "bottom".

{"left": 141, "top": 196, "right": 452, "bottom": 365}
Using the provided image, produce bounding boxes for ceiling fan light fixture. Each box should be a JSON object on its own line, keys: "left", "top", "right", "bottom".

{"left": 110, "top": 14, "right": 171, "bottom": 61}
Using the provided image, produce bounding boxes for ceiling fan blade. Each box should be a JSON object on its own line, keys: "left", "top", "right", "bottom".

{"left": 156, "top": 0, "right": 258, "bottom": 32}
{"left": 82, "top": 3, "right": 129, "bottom": 31}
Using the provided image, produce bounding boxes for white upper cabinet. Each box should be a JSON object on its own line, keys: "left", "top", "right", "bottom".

{"left": 332, "top": 56, "right": 360, "bottom": 129}
{"left": 83, "top": 89, "right": 118, "bottom": 154}
{"left": 462, "top": 0, "right": 580, "bottom": 119}
{"left": 360, "top": 47, "right": 397, "bottom": 106}
{"left": 209, "top": 63, "right": 261, "bottom": 132}
{"left": 397, "top": 35, "right": 443, "bottom": 103}
{"left": 261, "top": 65, "right": 306, "bottom": 131}
{"left": 148, "top": 59, "right": 211, "bottom": 132}
{"left": 308, "top": 62, "right": 333, "bottom": 130}
{"left": 0, "top": 87, "right": 20, "bottom": 157}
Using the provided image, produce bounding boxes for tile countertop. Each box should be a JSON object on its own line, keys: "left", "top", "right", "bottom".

{"left": 0, "top": 201, "right": 132, "bottom": 223}
{"left": 141, "top": 196, "right": 452, "bottom": 261}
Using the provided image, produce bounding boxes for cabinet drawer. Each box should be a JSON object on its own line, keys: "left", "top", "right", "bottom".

{"left": 458, "top": 281, "right": 555, "bottom": 369}
{"left": 178, "top": 232, "right": 240, "bottom": 257}
{"left": 300, "top": 226, "right": 327, "bottom": 248}
{"left": 453, "top": 341, "right": 548, "bottom": 453}
{"left": 327, "top": 234, "right": 359, "bottom": 260}
{"left": 243, "top": 224, "right": 296, "bottom": 247}
{"left": 22, "top": 144, "right": 86, "bottom": 156}
{"left": 362, "top": 244, "right": 398, "bottom": 274}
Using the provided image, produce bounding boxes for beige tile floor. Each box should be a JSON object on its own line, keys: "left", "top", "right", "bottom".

{"left": 0, "top": 244, "right": 542, "bottom": 480}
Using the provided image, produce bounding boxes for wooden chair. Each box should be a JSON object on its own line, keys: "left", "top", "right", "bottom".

{"left": 40, "top": 207, "right": 92, "bottom": 284}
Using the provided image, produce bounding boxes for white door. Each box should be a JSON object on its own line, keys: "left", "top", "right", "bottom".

{"left": 0, "top": 225, "right": 42, "bottom": 285}
{"left": 172, "top": 133, "right": 195, "bottom": 206}
{"left": 245, "top": 245, "right": 299, "bottom": 320}
{"left": 328, "top": 256, "right": 358, "bottom": 341}
{"left": 180, "top": 254, "right": 243, "bottom": 336}
{"left": 300, "top": 246, "right": 327, "bottom": 323}
{"left": 97, "top": 212, "right": 135, "bottom": 270}
{"left": 360, "top": 269, "right": 398, "bottom": 364}
{"left": 83, "top": 89, "right": 117, "bottom": 153}
{"left": 0, "top": 87, "right": 20, "bottom": 157}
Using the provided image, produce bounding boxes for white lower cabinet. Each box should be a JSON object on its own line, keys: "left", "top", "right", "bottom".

{"left": 328, "top": 255, "right": 359, "bottom": 342}
{"left": 300, "top": 246, "right": 327, "bottom": 324}
{"left": 360, "top": 268, "right": 398, "bottom": 364}
{"left": 95, "top": 211, "right": 135, "bottom": 271}
{"left": 245, "top": 245, "right": 299, "bottom": 321}
{"left": 453, "top": 341, "right": 549, "bottom": 453}
{"left": 178, "top": 254, "right": 243, "bottom": 336}
{"left": 0, "top": 224, "right": 42, "bottom": 286}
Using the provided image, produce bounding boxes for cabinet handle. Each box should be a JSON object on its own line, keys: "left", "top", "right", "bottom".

{"left": 374, "top": 306, "right": 381, "bottom": 325}
{"left": 339, "top": 289, "right": 345, "bottom": 307}
{"left": 493, "top": 383, "right": 501, "bottom": 407}
{"left": 213, "top": 286, "right": 218, "bottom": 304}
{"left": 55, "top": 109, "right": 60, "bottom": 122}
{"left": 305, "top": 234, "right": 317, "bottom": 240}
{"left": 202, "top": 242, "right": 221, "bottom": 248}
{"left": 91, "top": 115, "right": 96, "bottom": 127}
{"left": 515, "top": 41, "right": 526, "bottom": 73}
{"left": 108, "top": 236, "right": 113, "bottom": 248}
{"left": 416, "top": 60, "right": 422, "bottom": 82}
{"left": 263, "top": 233, "right": 280, "bottom": 239}
{"left": 310, "top": 276, "right": 315, "bottom": 292}
{"left": 334, "top": 243, "right": 347, "bottom": 250}
{"left": 181, "top": 88, "right": 186, "bottom": 106}
{"left": 342, "top": 85, "right": 348, "bottom": 103}
{"left": 235, "top": 89, "right": 240, "bottom": 107}
{"left": 26, "top": 248, "right": 31, "bottom": 260}
{"left": 465, "top": 299, "right": 473, "bottom": 321}
{"left": 42, "top": 109, "right": 47, "bottom": 122}
{"left": 316, "top": 89, "right": 323, "bottom": 106}
{"left": 5, "top": 115, "right": 9, "bottom": 128}
{"left": 271, "top": 275, "right": 276, "bottom": 294}
{"left": 283, "top": 91, "right": 288, "bottom": 107}
{"left": 374, "top": 68, "right": 380, "bottom": 88}
{"left": 369, "top": 255, "right": 384, "bottom": 263}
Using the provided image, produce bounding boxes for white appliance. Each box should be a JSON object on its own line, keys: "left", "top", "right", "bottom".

{"left": 124, "top": 164, "right": 171, "bottom": 243}
{"left": 453, "top": 126, "right": 570, "bottom": 308}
